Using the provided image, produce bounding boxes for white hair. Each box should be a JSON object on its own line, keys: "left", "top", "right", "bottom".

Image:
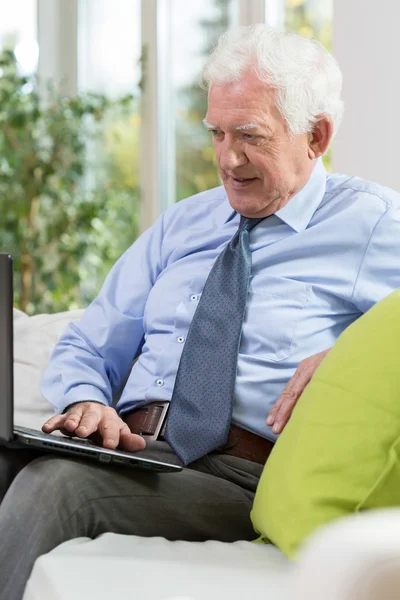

{"left": 200, "top": 24, "right": 344, "bottom": 138}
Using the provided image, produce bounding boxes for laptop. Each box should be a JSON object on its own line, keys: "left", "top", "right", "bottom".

{"left": 0, "top": 253, "right": 182, "bottom": 473}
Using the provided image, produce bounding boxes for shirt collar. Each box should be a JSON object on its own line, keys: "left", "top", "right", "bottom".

{"left": 275, "top": 158, "right": 327, "bottom": 232}
{"left": 216, "top": 158, "right": 327, "bottom": 233}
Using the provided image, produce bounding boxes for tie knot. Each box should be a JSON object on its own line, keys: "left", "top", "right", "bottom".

{"left": 239, "top": 215, "right": 267, "bottom": 232}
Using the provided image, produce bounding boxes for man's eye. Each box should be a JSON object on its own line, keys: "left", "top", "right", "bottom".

{"left": 210, "top": 130, "right": 224, "bottom": 140}
{"left": 241, "top": 133, "right": 256, "bottom": 140}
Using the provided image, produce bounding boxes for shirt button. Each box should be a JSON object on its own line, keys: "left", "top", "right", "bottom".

{"left": 190, "top": 294, "right": 198, "bottom": 301}
{"left": 177, "top": 336, "right": 185, "bottom": 343}
{"left": 156, "top": 379, "right": 164, "bottom": 387}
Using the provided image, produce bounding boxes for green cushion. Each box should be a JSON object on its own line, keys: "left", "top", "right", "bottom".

{"left": 251, "top": 289, "right": 400, "bottom": 558}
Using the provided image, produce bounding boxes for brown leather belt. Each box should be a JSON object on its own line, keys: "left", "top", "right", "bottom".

{"left": 124, "top": 402, "right": 275, "bottom": 465}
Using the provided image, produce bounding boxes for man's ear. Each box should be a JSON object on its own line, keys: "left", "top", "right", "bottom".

{"left": 307, "top": 116, "right": 333, "bottom": 159}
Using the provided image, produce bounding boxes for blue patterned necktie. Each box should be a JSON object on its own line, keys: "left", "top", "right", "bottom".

{"left": 164, "top": 215, "right": 267, "bottom": 465}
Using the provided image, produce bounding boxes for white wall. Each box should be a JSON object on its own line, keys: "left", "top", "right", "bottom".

{"left": 333, "top": 0, "right": 400, "bottom": 191}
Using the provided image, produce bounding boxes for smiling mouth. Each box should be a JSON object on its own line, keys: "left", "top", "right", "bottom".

{"left": 231, "top": 176, "right": 257, "bottom": 187}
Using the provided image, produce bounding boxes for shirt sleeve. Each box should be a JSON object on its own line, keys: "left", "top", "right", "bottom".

{"left": 352, "top": 204, "right": 400, "bottom": 313}
{"left": 40, "top": 213, "right": 166, "bottom": 414}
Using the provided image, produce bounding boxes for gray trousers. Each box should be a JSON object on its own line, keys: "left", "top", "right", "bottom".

{"left": 0, "top": 442, "right": 263, "bottom": 600}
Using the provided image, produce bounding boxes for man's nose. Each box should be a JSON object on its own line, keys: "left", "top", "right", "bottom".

{"left": 219, "top": 139, "right": 248, "bottom": 172}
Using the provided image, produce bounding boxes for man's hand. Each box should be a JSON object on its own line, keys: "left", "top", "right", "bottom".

{"left": 266, "top": 349, "right": 330, "bottom": 434}
{"left": 42, "top": 402, "right": 146, "bottom": 452}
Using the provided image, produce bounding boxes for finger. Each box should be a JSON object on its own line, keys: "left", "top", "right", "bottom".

{"left": 272, "top": 373, "right": 306, "bottom": 434}
{"left": 42, "top": 414, "right": 67, "bottom": 433}
{"left": 63, "top": 404, "right": 86, "bottom": 433}
{"left": 266, "top": 370, "right": 303, "bottom": 427}
{"left": 268, "top": 352, "right": 329, "bottom": 433}
{"left": 271, "top": 402, "right": 297, "bottom": 433}
{"left": 266, "top": 371, "right": 304, "bottom": 427}
{"left": 266, "top": 399, "right": 283, "bottom": 426}
{"left": 74, "top": 405, "right": 103, "bottom": 438}
{"left": 97, "top": 409, "right": 123, "bottom": 449}
{"left": 118, "top": 425, "right": 146, "bottom": 453}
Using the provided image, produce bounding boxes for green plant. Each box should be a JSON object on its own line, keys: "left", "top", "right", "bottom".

{"left": 0, "top": 49, "right": 139, "bottom": 314}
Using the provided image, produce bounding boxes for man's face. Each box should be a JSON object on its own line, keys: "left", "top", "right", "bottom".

{"left": 205, "top": 69, "right": 316, "bottom": 218}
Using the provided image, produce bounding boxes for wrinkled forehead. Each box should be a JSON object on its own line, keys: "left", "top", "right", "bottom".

{"left": 205, "top": 75, "right": 282, "bottom": 131}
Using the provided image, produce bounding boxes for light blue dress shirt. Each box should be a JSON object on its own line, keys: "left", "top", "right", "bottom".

{"left": 41, "top": 159, "right": 400, "bottom": 442}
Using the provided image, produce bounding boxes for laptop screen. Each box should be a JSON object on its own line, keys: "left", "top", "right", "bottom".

{"left": 0, "top": 254, "right": 14, "bottom": 442}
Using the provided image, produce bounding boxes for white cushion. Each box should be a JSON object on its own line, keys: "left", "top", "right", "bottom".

{"left": 23, "top": 534, "right": 293, "bottom": 600}
{"left": 295, "top": 508, "right": 400, "bottom": 600}
{"left": 13, "top": 309, "right": 84, "bottom": 430}
{"left": 24, "top": 510, "right": 400, "bottom": 600}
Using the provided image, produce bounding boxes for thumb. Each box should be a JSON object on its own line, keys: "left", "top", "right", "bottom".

{"left": 119, "top": 428, "right": 146, "bottom": 452}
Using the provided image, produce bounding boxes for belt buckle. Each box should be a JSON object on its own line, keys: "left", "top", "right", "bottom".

{"left": 143, "top": 401, "right": 169, "bottom": 442}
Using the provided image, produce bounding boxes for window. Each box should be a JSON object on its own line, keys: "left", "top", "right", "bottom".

{"left": 0, "top": 1, "right": 39, "bottom": 312}
{"left": 0, "top": 0, "right": 334, "bottom": 315}
{"left": 79, "top": 0, "right": 141, "bottom": 97}
{"left": 275, "top": 0, "right": 334, "bottom": 170}
{"left": 284, "top": 0, "right": 332, "bottom": 50}
{"left": 164, "top": 0, "right": 240, "bottom": 208}
{"left": 0, "top": 0, "right": 38, "bottom": 73}
{"left": 0, "top": 0, "right": 142, "bottom": 314}
{"left": 78, "top": 0, "right": 142, "bottom": 301}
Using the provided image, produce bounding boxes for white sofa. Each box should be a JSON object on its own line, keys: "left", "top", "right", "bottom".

{"left": 12, "top": 309, "right": 400, "bottom": 600}
{"left": 13, "top": 308, "right": 85, "bottom": 431}
{"left": 23, "top": 511, "right": 400, "bottom": 600}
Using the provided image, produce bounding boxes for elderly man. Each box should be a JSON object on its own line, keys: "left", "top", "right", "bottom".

{"left": 1, "top": 23, "right": 400, "bottom": 599}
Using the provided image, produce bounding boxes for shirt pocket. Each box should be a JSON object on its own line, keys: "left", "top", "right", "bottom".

{"left": 241, "top": 275, "right": 311, "bottom": 363}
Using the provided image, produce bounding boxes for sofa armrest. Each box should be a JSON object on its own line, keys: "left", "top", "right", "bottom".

{"left": 13, "top": 308, "right": 84, "bottom": 430}
{"left": 296, "top": 508, "right": 400, "bottom": 600}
